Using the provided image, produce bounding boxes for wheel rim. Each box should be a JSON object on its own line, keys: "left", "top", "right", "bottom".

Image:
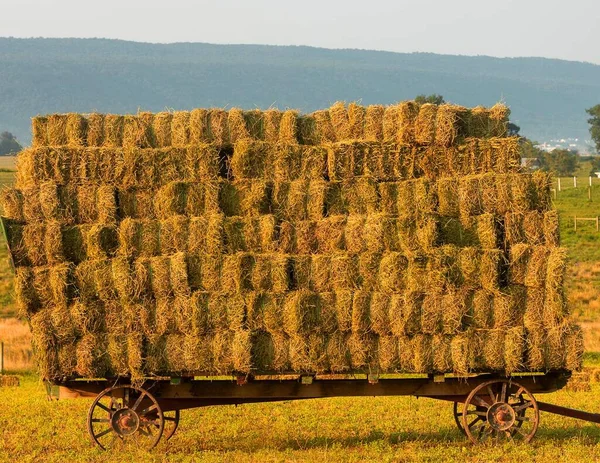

{"left": 453, "top": 402, "right": 466, "bottom": 435}
{"left": 163, "top": 410, "right": 180, "bottom": 441}
{"left": 462, "top": 380, "right": 539, "bottom": 444}
{"left": 87, "top": 385, "right": 165, "bottom": 450}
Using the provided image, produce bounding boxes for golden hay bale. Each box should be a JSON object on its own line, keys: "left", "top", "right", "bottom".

{"left": 504, "top": 326, "right": 525, "bottom": 374}
{"left": 397, "top": 335, "right": 413, "bottom": 372}
{"left": 347, "top": 102, "right": 366, "bottom": 139}
{"left": 76, "top": 334, "right": 109, "bottom": 378}
{"left": 435, "top": 105, "right": 468, "bottom": 147}
{"left": 543, "top": 211, "right": 560, "bottom": 246}
{"left": 523, "top": 287, "right": 545, "bottom": 330}
{"left": 310, "top": 255, "right": 332, "bottom": 292}
{"left": 470, "top": 289, "right": 492, "bottom": 329}
{"left": 564, "top": 324, "right": 584, "bottom": 371}
{"left": 441, "top": 290, "right": 470, "bottom": 334}
{"left": 252, "top": 255, "right": 289, "bottom": 292}
{"left": 70, "top": 300, "right": 106, "bottom": 334}
{"left": 523, "top": 246, "right": 549, "bottom": 288}
{"left": 357, "top": 252, "right": 381, "bottom": 291}
{"left": 1, "top": 188, "right": 24, "bottom": 221}
{"left": 329, "top": 101, "right": 350, "bottom": 141}
{"left": 182, "top": 334, "right": 213, "bottom": 374}
{"left": 437, "top": 177, "right": 459, "bottom": 216}
{"left": 504, "top": 212, "right": 525, "bottom": 247}
{"left": 330, "top": 254, "right": 359, "bottom": 290}
{"left": 122, "top": 114, "right": 153, "bottom": 148}
{"left": 278, "top": 110, "right": 299, "bottom": 144}
{"left": 272, "top": 180, "right": 308, "bottom": 221}
{"left": 170, "top": 111, "right": 190, "bottom": 146}
{"left": 376, "top": 335, "right": 398, "bottom": 372}
{"left": 522, "top": 211, "right": 544, "bottom": 245}
{"left": 263, "top": 109, "right": 283, "bottom": 143}
{"left": 480, "top": 249, "right": 502, "bottom": 293}
{"left": 46, "top": 114, "right": 68, "bottom": 146}
{"left": 432, "top": 334, "right": 453, "bottom": 373}
{"left": 102, "top": 115, "right": 124, "bottom": 147}
{"left": 494, "top": 287, "right": 526, "bottom": 328}
{"left": 324, "top": 332, "right": 350, "bottom": 373}
{"left": 482, "top": 330, "right": 506, "bottom": 371}
{"left": 544, "top": 287, "right": 568, "bottom": 329}
{"left": 414, "top": 104, "right": 438, "bottom": 145}
{"left": 389, "top": 292, "right": 422, "bottom": 336}
{"left": 293, "top": 220, "right": 318, "bottom": 254}
{"left": 160, "top": 215, "right": 190, "bottom": 254}
{"left": 283, "top": 290, "right": 320, "bottom": 336}
{"left": 370, "top": 292, "right": 391, "bottom": 335}
{"left": 152, "top": 112, "right": 173, "bottom": 148}
{"left": 396, "top": 101, "right": 420, "bottom": 144}
{"left": 85, "top": 113, "right": 104, "bottom": 146}
{"left": 220, "top": 179, "right": 271, "bottom": 217}
{"left": 365, "top": 214, "right": 399, "bottom": 253}
{"left": 345, "top": 215, "right": 366, "bottom": 253}
{"left": 458, "top": 247, "right": 481, "bottom": 288}
{"left": 273, "top": 144, "right": 327, "bottom": 181}
{"left": 331, "top": 291, "right": 352, "bottom": 334}
{"left": 85, "top": 224, "right": 118, "bottom": 260}
{"left": 525, "top": 328, "right": 546, "bottom": 371}
{"left": 244, "top": 109, "right": 266, "bottom": 140}
{"left": 30, "top": 310, "right": 59, "bottom": 379}
{"left": 532, "top": 171, "right": 552, "bottom": 211}
{"left": 189, "top": 108, "right": 210, "bottom": 144}
{"left": 242, "top": 215, "right": 277, "bottom": 253}
{"left": 364, "top": 105, "right": 384, "bottom": 141}
{"left": 411, "top": 335, "right": 433, "bottom": 373}
{"left": 342, "top": 177, "right": 379, "bottom": 215}
{"left": 421, "top": 292, "right": 443, "bottom": 334}
{"left": 15, "top": 267, "right": 39, "bottom": 317}
{"left": 508, "top": 243, "right": 531, "bottom": 286}
{"left": 458, "top": 175, "right": 483, "bottom": 221}
{"left": 450, "top": 333, "right": 472, "bottom": 376}
{"left": 489, "top": 104, "right": 510, "bottom": 137}
{"left": 228, "top": 108, "right": 250, "bottom": 143}
{"left": 327, "top": 142, "right": 367, "bottom": 180}
{"left": 352, "top": 290, "right": 372, "bottom": 334}
{"left": 65, "top": 113, "right": 87, "bottom": 147}
{"left": 185, "top": 144, "right": 220, "bottom": 181}
{"left": 315, "top": 216, "right": 346, "bottom": 253}
{"left": 220, "top": 253, "right": 253, "bottom": 294}
{"left": 348, "top": 333, "right": 377, "bottom": 370}
{"left": 230, "top": 140, "right": 272, "bottom": 180}
{"left": 21, "top": 187, "right": 43, "bottom": 222}
{"left": 378, "top": 182, "right": 399, "bottom": 216}
{"left": 32, "top": 116, "right": 49, "bottom": 147}
{"left": 546, "top": 247, "right": 567, "bottom": 293}
{"left": 378, "top": 252, "right": 408, "bottom": 292}
{"left": 382, "top": 105, "right": 401, "bottom": 142}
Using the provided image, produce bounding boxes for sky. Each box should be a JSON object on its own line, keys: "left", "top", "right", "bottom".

{"left": 1, "top": 0, "right": 599, "bottom": 64}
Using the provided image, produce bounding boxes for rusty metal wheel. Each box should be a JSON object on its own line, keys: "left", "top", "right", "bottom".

{"left": 462, "top": 379, "right": 539, "bottom": 444}
{"left": 87, "top": 385, "right": 165, "bottom": 450}
{"left": 162, "top": 410, "right": 180, "bottom": 441}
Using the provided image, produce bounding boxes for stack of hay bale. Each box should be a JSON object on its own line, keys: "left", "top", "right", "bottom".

{"left": 2, "top": 101, "right": 583, "bottom": 380}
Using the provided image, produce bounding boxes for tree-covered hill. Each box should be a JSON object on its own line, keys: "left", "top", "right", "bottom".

{"left": 1, "top": 37, "right": 599, "bottom": 145}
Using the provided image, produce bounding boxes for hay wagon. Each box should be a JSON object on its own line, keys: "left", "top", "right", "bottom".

{"left": 44, "top": 369, "right": 600, "bottom": 449}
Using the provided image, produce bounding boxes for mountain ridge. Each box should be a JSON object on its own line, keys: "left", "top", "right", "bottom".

{"left": 1, "top": 37, "right": 598, "bottom": 147}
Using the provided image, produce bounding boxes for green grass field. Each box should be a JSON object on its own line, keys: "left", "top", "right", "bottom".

{"left": 2, "top": 163, "right": 600, "bottom": 461}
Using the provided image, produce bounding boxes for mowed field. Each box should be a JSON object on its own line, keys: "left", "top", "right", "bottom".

{"left": 2, "top": 160, "right": 600, "bottom": 461}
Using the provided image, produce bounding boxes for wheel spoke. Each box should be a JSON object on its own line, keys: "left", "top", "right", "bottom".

{"left": 516, "top": 416, "right": 531, "bottom": 422}
{"left": 513, "top": 401, "right": 533, "bottom": 412}
{"left": 140, "top": 404, "right": 158, "bottom": 416}
{"left": 96, "top": 401, "right": 111, "bottom": 413}
{"left": 500, "top": 383, "right": 507, "bottom": 403}
{"left": 514, "top": 386, "right": 524, "bottom": 399}
{"left": 124, "top": 388, "right": 130, "bottom": 407}
{"left": 138, "top": 427, "right": 150, "bottom": 437}
{"left": 132, "top": 391, "right": 147, "bottom": 411}
{"left": 91, "top": 418, "right": 110, "bottom": 423}
{"left": 487, "top": 385, "right": 496, "bottom": 404}
{"left": 94, "top": 427, "right": 113, "bottom": 439}
{"left": 472, "top": 395, "right": 490, "bottom": 408}
{"left": 477, "top": 423, "right": 486, "bottom": 440}
{"left": 467, "top": 410, "right": 487, "bottom": 417}
{"left": 468, "top": 416, "right": 481, "bottom": 428}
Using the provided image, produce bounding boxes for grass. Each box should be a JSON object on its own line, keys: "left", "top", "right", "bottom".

{"left": 1, "top": 166, "right": 600, "bottom": 460}
{"left": 3, "top": 366, "right": 600, "bottom": 462}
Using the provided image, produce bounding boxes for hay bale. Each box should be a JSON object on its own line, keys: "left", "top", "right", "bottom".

{"left": 421, "top": 292, "right": 443, "bottom": 334}
{"left": 370, "top": 292, "right": 391, "bottom": 335}
{"left": 122, "top": 114, "right": 154, "bottom": 148}
{"left": 189, "top": 109, "right": 210, "bottom": 144}
{"left": 231, "top": 140, "right": 271, "bottom": 179}
{"left": 85, "top": 224, "right": 118, "bottom": 260}
{"left": 382, "top": 105, "right": 401, "bottom": 142}
{"left": 30, "top": 310, "right": 59, "bottom": 379}
{"left": 437, "top": 178, "right": 459, "bottom": 216}
{"left": 441, "top": 290, "right": 470, "bottom": 334}
{"left": 152, "top": 112, "right": 173, "bottom": 148}
{"left": 564, "top": 324, "right": 584, "bottom": 371}
{"left": 282, "top": 290, "right": 320, "bottom": 336}
{"left": 524, "top": 246, "right": 549, "bottom": 288}
{"left": 66, "top": 114, "right": 87, "bottom": 146}
{"left": 522, "top": 212, "right": 544, "bottom": 245}
{"left": 220, "top": 253, "right": 253, "bottom": 294}
{"left": 76, "top": 334, "right": 109, "bottom": 378}
{"left": 470, "top": 289, "right": 492, "bottom": 329}
{"left": 1, "top": 188, "right": 24, "bottom": 221}
{"left": 395, "top": 101, "right": 420, "bottom": 144}
{"left": 310, "top": 255, "right": 332, "bottom": 292}
{"left": 450, "top": 333, "right": 472, "bottom": 376}
{"left": 43, "top": 221, "right": 64, "bottom": 265}
{"left": 347, "top": 333, "right": 376, "bottom": 370}
{"left": 345, "top": 215, "right": 366, "bottom": 253}
{"left": 85, "top": 113, "right": 105, "bottom": 146}
{"left": 414, "top": 104, "right": 438, "bottom": 145}
{"left": 327, "top": 142, "right": 366, "bottom": 180}
{"left": 435, "top": 105, "right": 468, "bottom": 147}
{"left": 504, "top": 326, "right": 525, "bottom": 374}
{"left": 480, "top": 249, "right": 502, "bottom": 293}
{"left": 103, "top": 115, "right": 124, "bottom": 147}
{"left": 543, "top": 211, "right": 560, "bottom": 246}
{"left": 481, "top": 330, "right": 506, "bottom": 371}
{"left": 412, "top": 335, "right": 433, "bottom": 373}
{"left": 494, "top": 287, "right": 526, "bottom": 328}
{"left": 325, "top": 332, "right": 351, "bottom": 373}
{"left": 330, "top": 255, "right": 359, "bottom": 290}
{"left": 329, "top": 102, "right": 350, "bottom": 141}
{"left": 432, "top": 335, "right": 453, "bottom": 373}
{"left": 184, "top": 144, "right": 220, "bottom": 181}
{"left": 378, "top": 252, "right": 407, "bottom": 292}
{"left": 365, "top": 214, "right": 399, "bottom": 252}
{"left": 364, "top": 105, "right": 384, "bottom": 141}
{"left": 15, "top": 267, "right": 39, "bottom": 316}
{"left": 273, "top": 145, "right": 327, "bottom": 181}
{"left": 170, "top": 111, "right": 190, "bottom": 146}
{"left": 378, "top": 182, "right": 399, "bottom": 216}
{"left": 343, "top": 178, "right": 379, "bottom": 215}
{"left": 458, "top": 175, "right": 483, "bottom": 220}
{"left": 47, "top": 114, "right": 68, "bottom": 146}
{"left": 315, "top": 216, "right": 346, "bottom": 253}
{"left": 389, "top": 292, "right": 422, "bottom": 336}
{"left": 183, "top": 334, "right": 213, "bottom": 374}
{"left": 32, "top": 116, "right": 49, "bottom": 147}
{"left": 347, "top": 102, "right": 366, "bottom": 139}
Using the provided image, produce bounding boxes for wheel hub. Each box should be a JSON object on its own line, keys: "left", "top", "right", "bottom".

{"left": 111, "top": 408, "right": 140, "bottom": 436}
{"left": 487, "top": 402, "right": 516, "bottom": 431}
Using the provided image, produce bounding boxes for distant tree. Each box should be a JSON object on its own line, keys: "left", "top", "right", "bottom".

{"left": 507, "top": 122, "right": 520, "bottom": 136}
{"left": 587, "top": 104, "right": 600, "bottom": 152}
{"left": 0, "top": 131, "right": 22, "bottom": 155}
{"left": 589, "top": 157, "right": 600, "bottom": 176}
{"left": 415, "top": 94, "right": 445, "bottom": 105}
{"left": 538, "top": 148, "right": 579, "bottom": 176}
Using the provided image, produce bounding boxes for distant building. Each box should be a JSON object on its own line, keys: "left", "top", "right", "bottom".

{"left": 521, "top": 158, "right": 541, "bottom": 170}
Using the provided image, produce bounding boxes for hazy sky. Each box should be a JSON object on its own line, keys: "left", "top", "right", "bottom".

{"left": 2, "top": 0, "right": 599, "bottom": 64}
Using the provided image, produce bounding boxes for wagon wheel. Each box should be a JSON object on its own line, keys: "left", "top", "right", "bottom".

{"left": 462, "top": 379, "right": 539, "bottom": 444}
{"left": 453, "top": 399, "right": 526, "bottom": 436}
{"left": 162, "top": 409, "right": 180, "bottom": 441}
{"left": 87, "top": 385, "right": 165, "bottom": 450}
